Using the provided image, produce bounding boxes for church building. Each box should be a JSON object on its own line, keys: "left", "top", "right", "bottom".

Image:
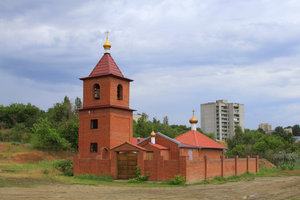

{"left": 73, "top": 35, "right": 259, "bottom": 183}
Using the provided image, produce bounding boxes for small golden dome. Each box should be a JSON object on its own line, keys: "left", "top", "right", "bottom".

{"left": 150, "top": 130, "right": 156, "bottom": 137}
{"left": 189, "top": 110, "right": 198, "bottom": 124}
{"left": 103, "top": 31, "right": 111, "bottom": 50}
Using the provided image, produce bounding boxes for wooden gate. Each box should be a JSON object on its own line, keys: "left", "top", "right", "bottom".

{"left": 117, "top": 152, "right": 137, "bottom": 179}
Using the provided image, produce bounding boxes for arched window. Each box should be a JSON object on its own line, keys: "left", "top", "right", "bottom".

{"left": 117, "top": 84, "right": 123, "bottom": 100}
{"left": 94, "top": 84, "right": 100, "bottom": 100}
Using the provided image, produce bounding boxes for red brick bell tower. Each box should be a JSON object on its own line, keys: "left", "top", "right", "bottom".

{"left": 77, "top": 33, "right": 134, "bottom": 160}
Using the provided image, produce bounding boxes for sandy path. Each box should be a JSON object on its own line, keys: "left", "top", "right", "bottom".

{"left": 0, "top": 176, "right": 299, "bottom": 200}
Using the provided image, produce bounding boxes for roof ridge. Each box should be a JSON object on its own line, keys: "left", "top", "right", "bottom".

{"left": 88, "top": 53, "right": 124, "bottom": 78}
{"left": 193, "top": 131, "right": 199, "bottom": 146}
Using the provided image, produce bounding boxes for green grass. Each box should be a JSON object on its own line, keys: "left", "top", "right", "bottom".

{"left": 0, "top": 176, "right": 57, "bottom": 188}
{"left": 74, "top": 174, "right": 114, "bottom": 182}
{"left": 0, "top": 160, "right": 59, "bottom": 170}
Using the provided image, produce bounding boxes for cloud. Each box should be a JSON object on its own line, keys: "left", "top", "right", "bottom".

{"left": 0, "top": 69, "right": 82, "bottom": 110}
{"left": 1, "top": 0, "right": 300, "bottom": 128}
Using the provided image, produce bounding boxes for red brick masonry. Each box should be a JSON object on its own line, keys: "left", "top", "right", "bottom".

{"left": 74, "top": 153, "right": 259, "bottom": 183}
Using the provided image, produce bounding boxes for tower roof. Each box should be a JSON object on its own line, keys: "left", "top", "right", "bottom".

{"left": 89, "top": 53, "right": 124, "bottom": 78}
{"left": 80, "top": 53, "right": 132, "bottom": 81}
{"left": 174, "top": 130, "right": 225, "bottom": 149}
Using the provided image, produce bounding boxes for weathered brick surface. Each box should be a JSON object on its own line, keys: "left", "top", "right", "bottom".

{"left": 248, "top": 158, "right": 257, "bottom": 173}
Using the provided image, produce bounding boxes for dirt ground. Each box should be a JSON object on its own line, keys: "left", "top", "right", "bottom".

{"left": 0, "top": 176, "right": 299, "bottom": 200}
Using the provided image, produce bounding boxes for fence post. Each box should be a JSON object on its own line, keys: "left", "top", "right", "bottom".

{"left": 253, "top": 155, "right": 259, "bottom": 173}
{"left": 204, "top": 156, "right": 208, "bottom": 179}
{"left": 220, "top": 155, "right": 225, "bottom": 177}
{"left": 246, "top": 155, "right": 249, "bottom": 172}
{"left": 234, "top": 155, "right": 238, "bottom": 175}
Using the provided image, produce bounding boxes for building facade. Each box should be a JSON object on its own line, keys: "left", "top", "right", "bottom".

{"left": 73, "top": 37, "right": 258, "bottom": 183}
{"left": 258, "top": 123, "right": 272, "bottom": 132}
{"left": 201, "top": 100, "right": 245, "bottom": 141}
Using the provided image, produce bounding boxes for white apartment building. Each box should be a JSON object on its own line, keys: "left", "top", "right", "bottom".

{"left": 201, "top": 100, "right": 245, "bottom": 141}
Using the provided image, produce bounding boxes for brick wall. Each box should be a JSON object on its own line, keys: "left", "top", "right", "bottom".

{"left": 184, "top": 155, "right": 259, "bottom": 183}
{"left": 73, "top": 155, "right": 110, "bottom": 176}
{"left": 144, "top": 158, "right": 180, "bottom": 181}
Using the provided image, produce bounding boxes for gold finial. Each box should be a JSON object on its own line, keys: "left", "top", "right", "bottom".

{"left": 103, "top": 31, "right": 111, "bottom": 50}
{"left": 189, "top": 110, "right": 198, "bottom": 124}
{"left": 150, "top": 126, "right": 156, "bottom": 137}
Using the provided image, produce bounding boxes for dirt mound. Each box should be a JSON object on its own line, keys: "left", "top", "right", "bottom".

{"left": 259, "top": 158, "right": 276, "bottom": 169}
{"left": 11, "top": 150, "right": 74, "bottom": 163}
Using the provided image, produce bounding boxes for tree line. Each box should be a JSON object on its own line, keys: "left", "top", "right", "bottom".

{"left": 0, "top": 96, "right": 81, "bottom": 150}
{"left": 0, "top": 100, "right": 214, "bottom": 150}
{"left": 226, "top": 126, "right": 300, "bottom": 167}
{"left": 0, "top": 99, "right": 299, "bottom": 166}
{"left": 133, "top": 113, "right": 214, "bottom": 139}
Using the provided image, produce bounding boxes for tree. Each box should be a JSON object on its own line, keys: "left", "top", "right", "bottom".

{"left": 292, "top": 124, "right": 300, "bottom": 136}
{"left": 163, "top": 116, "right": 169, "bottom": 125}
{"left": 152, "top": 117, "right": 158, "bottom": 123}
{"left": 31, "top": 118, "right": 70, "bottom": 150}
{"left": 257, "top": 128, "right": 266, "bottom": 134}
{"left": 273, "top": 126, "right": 295, "bottom": 144}
{"left": 0, "top": 103, "right": 43, "bottom": 129}
{"left": 58, "top": 116, "right": 79, "bottom": 150}
{"left": 74, "top": 97, "right": 82, "bottom": 110}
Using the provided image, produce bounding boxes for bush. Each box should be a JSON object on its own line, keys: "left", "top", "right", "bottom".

{"left": 280, "top": 162, "right": 294, "bottom": 171}
{"left": 273, "top": 151, "right": 299, "bottom": 167}
{"left": 167, "top": 174, "right": 185, "bottom": 185}
{"left": 129, "top": 166, "right": 149, "bottom": 183}
{"left": 31, "top": 119, "right": 71, "bottom": 150}
{"left": 42, "top": 168, "right": 50, "bottom": 175}
{"left": 54, "top": 159, "right": 73, "bottom": 176}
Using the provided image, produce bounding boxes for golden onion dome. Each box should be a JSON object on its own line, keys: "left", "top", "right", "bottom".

{"left": 150, "top": 130, "right": 156, "bottom": 137}
{"left": 189, "top": 110, "right": 198, "bottom": 124}
{"left": 103, "top": 32, "right": 111, "bottom": 50}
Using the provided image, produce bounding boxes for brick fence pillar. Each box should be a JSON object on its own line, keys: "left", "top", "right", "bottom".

{"left": 253, "top": 155, "right": 259, "bottom": 173}
{"left": 179, "top": 156, "right": 187, "bottom": 182}
{"left": 220, "top": 155, "right": 225, "bottom": 177}
{"left": 234, "top": 155, "right": 238, "bottom": 175}
{"left": 246, "top": 155, "right": 249, "bottom": 172}
{"left": 204, "top": 156, "right": 208, "bottom": 179}
{"left": 110, "top": 151, "right": 117, "bottom": 179}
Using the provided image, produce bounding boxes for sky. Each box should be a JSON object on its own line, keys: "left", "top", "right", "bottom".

{"left": 1, "top": 0, "right": 300, "bottom": 129}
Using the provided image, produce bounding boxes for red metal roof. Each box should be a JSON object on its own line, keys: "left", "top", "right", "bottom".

{"left": 111, "top": 141, "right": 147, "bottom": 151}
{"left": 147, "top": 143, "right": 168, "bottom": 150}
{"left": 174, "top": 130, "right": 225, "bottom": 149}
{"left": 89, "top": 53, "right": 124, "bottom": 78}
